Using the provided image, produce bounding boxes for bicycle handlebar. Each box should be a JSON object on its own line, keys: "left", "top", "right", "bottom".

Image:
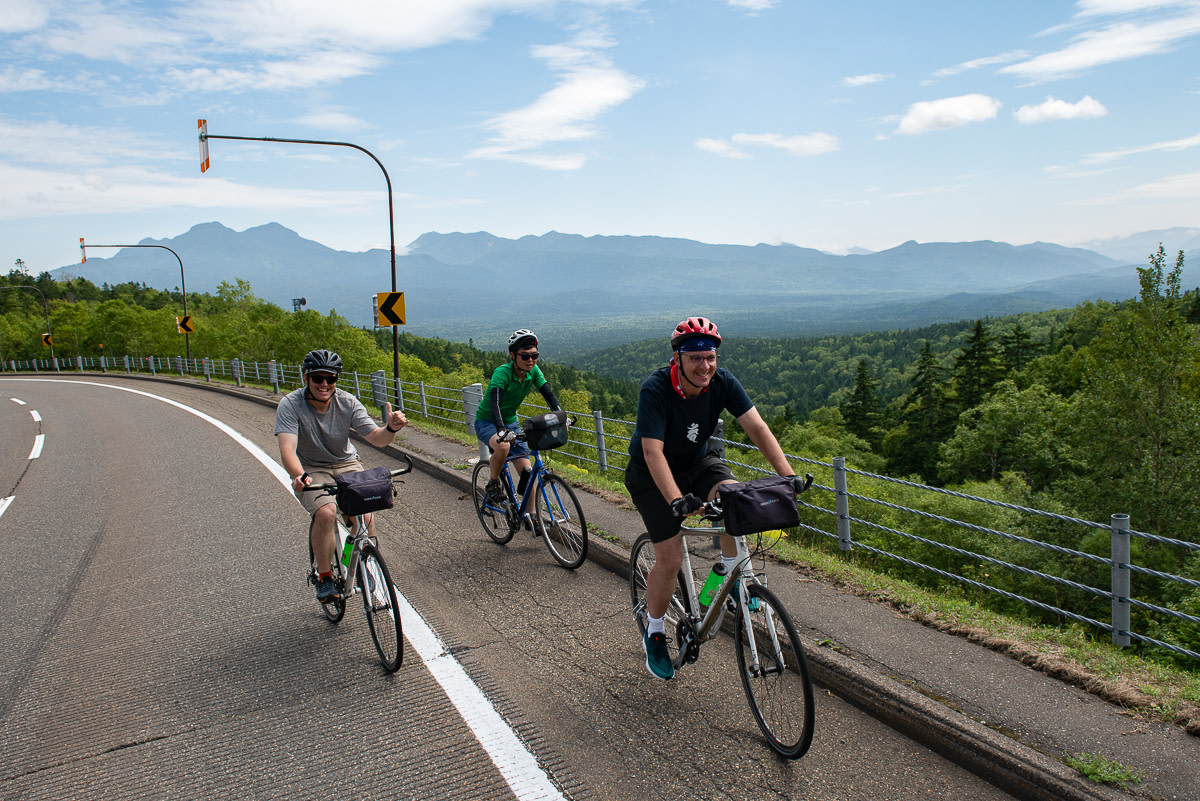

{"left": 691, "top": 472, "right": 815, "bottom": 521}
{"left": 300, "top": 454, "right": 415, "bottom": 494}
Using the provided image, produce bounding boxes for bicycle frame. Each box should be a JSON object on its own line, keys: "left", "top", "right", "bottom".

{"left": 332, "top": 513, "right": 373, "bottom": 598}
{"left": 497, "top": 448, "right": 549, "bottom": 520}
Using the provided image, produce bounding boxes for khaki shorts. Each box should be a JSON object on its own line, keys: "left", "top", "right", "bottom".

{"left": 296, "top": 458, "right": 365, "bottom": 516}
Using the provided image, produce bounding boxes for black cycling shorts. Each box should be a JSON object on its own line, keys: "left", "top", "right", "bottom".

{"left": 625, "top": 454, "right": 736, "bottom": 543}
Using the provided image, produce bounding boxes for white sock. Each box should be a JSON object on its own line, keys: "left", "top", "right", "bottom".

{"left": 648, "top": 615, "right": 665, "bottom": 635}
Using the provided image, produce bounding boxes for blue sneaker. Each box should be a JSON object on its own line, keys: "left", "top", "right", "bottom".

{"left": 643, "top": 632, "right": 674, "bottom": 680}
{"left": 315, "top": 575, "right": 340, "bottom": 602}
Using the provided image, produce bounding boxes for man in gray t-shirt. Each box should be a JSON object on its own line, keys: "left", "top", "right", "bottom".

{"left": 275, "top": 349, "right": 407, "bottom": 602}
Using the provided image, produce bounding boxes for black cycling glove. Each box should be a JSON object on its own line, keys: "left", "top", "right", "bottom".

{"left": 671, "top": 494, "right": 704, "bottom": 518}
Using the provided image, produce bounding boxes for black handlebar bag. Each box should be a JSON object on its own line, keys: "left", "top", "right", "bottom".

{"left": 334, "top": 466, "right": 394, "bottom": 516}
{"left": 717, "top": 475, "right": 800, "bottom": 537}
{"left": 522, "top": 411, "right": 569, "bottom": 451}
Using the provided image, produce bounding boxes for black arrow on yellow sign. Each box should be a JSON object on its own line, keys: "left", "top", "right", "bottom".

{"left": 42, "top": 333, "right": 53, "bottom": 347}
{"left": 374, "top": 292, "right": 405, "bottom": 326}
{"left": 177, "top": 315, "right": 195, "bottom": 334}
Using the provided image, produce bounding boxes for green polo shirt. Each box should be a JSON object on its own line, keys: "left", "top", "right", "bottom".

{"left": 476, "top": 362, "right": 546, "bottom": 424}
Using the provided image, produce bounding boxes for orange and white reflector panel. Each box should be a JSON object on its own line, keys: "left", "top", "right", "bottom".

{"left": 198, "top": 119, "right": 210, "bottom": 173}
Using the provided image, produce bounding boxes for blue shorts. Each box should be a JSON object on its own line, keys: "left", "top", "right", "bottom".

{"left": 475, "top": 419, "right": 531, "bottom": 459}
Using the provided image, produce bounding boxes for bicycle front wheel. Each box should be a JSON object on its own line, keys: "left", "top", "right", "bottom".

{"left": 471, "top": 461, "right": 516, "bottom": 544}
{"left": 359, "top": 544, "right": 404, "bottom": 672}
{"left": 735, "top": 582, "right": 814, "bottom": 759}
{"left": 534, "top": 473, "right": 588, "bottom": 569}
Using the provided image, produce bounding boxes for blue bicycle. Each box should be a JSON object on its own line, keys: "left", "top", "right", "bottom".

{"left": 470, "top": 415, "right": 588, "bottom": 570}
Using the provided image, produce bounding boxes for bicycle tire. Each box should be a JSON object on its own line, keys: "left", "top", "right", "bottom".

{"left": 471, "top": 461, "right": 515, "bottom": 544}
{"left": 629, "top": 533, "right": 692, "bottom": 644}
{"left": 309, "top": 517, "right": 345, "bottom": 623}
{"left": 735, "top": 582, "right": 815, "bottom": 759}
{"left": 534, "top": 473, "right": 588, "bottom": 569}
{"left": 359, "top": 544, "right": 404, "bottom": 672}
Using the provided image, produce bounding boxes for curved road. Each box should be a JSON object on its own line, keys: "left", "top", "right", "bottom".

{"left": 0, "top": 376, "right": 1016, "bottom": 800}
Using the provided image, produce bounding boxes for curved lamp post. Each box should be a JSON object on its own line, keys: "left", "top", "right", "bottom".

{"left": 198, "top": 121, "right": 401, "bottom": 401}
{"left": 80, "top": 239, "right": 190, "bottom": 359}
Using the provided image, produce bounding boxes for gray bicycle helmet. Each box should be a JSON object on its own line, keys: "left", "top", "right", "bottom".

{"left": 508, "top": 329, "right": 538, "bottom": 352}
{"left": 302, "top": 349, "right": 343, "bottom": 375}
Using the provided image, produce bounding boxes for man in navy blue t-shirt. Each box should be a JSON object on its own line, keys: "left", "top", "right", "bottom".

{"left": 626, "top": 316, "right": 797, "bottom": 680}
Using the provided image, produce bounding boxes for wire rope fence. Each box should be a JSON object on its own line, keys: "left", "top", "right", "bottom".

{"left": 7, "top": 353, "right": 1197, "bottom": 662}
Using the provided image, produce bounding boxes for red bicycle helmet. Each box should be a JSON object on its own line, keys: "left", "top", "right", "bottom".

{"left": 670, "top": 316, "right": 721, "bottom": 350}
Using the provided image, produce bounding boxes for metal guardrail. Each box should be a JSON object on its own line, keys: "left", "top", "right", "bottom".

{"left": 6, "top": 353, "right": 1197, "bottom": 662}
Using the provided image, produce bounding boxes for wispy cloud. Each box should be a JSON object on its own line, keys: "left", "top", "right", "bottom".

{"left": 1015, "top": 95, "right": 1107, "bottom": 123}
{"left": 697, "top": 132, "right": 840, "bottom": 159}
{"left": 929, "top": 51, "right": 1031, "bottom": 79}
{"left": 1083, "top": 131, "right": 1200, "bottom": 163}
{"left": 292, "top": 110, "right": 371, "bottom": 133}
{"left": 467, "top": 32, "right": 645, "bottom": 170}
{"left": 1002, "top": 8, "right": 1200, "bottom": 81}
{"left": 894, "top": 94, "right": 1002, "bottom": 135}
{"left": 166, "top": 52, "right": 382, "bottom": 93}
{"left": 842, "top": 73, "right": 892, "bottom": 87}
{"left": 0, "top": 117, "right": 173, "bottom": 166}
{"left": 1072, "top": 170, "right": 1200, "bottom": 204}
{"left": 728, "top": 0, "right": 779, "bottom": 10}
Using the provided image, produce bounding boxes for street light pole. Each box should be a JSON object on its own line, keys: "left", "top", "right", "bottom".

{"left": 0, "top": 284, "right": 54, "bottom": 360}
{"left": 198, "top": 124, "right": 401, "bottom": 401}
{"left": 80, "top": 240, "right": 190, "bottom": 359}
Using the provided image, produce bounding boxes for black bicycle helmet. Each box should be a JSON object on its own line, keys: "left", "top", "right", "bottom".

{"left": 302, "top": 349, "right": 343, "bottom": 375}
{"left": 508, "top": 328, "right": 538, "bottom": 352}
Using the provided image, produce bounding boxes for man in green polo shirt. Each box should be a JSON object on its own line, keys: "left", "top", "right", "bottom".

{"left": 475, "top": 329, "right": 564, "bottom": 503}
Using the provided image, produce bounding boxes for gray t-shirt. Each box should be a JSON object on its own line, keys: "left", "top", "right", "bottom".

{"left": 274, "top": 387, "right": 378, "bottom": 467}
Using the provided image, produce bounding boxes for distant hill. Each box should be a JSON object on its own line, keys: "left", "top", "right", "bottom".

{"left": 53, "top": 222, "right": 1193, "bottom": 360}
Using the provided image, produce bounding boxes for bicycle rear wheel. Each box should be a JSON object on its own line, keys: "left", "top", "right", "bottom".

{"left": 309, "top": 517, "right": 345, "bottom": 623}
{"left": 471, "top": 461, "right": 516, "bottom": 544}
{"left": 629, "top": 533, "right": 692, "bottom": 644}
{"left": 359, "top": 544, "right": 404, "bottom": 672}
{"left": 534, "top": 473, "right": 588, "bottom": 569}
{"left": 735, "top": 582, "right": 814, "bottom": 759}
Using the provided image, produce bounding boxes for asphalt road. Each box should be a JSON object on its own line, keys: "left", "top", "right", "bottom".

{"left": 0, "top": 376, "right": 1018, "bottom": 800}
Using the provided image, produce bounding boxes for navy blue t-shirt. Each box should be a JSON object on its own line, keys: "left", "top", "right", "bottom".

{"left": 627, "top": 365, "right": 754, "bottom": 474}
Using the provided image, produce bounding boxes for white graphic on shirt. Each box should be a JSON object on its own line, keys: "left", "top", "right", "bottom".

{"left": 686, "top": 422, "right": 700, "bottom": 442}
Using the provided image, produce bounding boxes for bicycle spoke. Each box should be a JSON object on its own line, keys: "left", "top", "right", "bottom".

{"left": 360, "top": 546, "right": 403, "bottom": 672}
{"left": 535, "top": 473, "right": 588, "bottom": 569}
{"left": 471, "top": 461, "right": 516, "bottom": 544}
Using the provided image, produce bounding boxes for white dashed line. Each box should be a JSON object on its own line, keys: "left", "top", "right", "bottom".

{"left": 29, "top": 434, "right": 44, "bottom": 459}
{"left": 10, "top": 397, "right": 26, "bottom": 405}
{"left": 0, "top": 497, "right": 12, "bottom": 519}
{"left": 30, "top": 410, "right": 41, "bottom": 422}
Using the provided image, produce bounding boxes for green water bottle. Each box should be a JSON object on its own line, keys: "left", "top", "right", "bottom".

{"left": 699, "top": 562, "right": 727, "bottom": 609}
{"left": 341, "top": 536, "right": 354, "bottom": 567}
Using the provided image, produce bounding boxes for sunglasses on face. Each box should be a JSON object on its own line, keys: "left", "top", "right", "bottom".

{"left": 517, "top": 352, "right": 539, "bottom": 361}
{"left": 309, "top": 374, "right": 338, "bottom": 385}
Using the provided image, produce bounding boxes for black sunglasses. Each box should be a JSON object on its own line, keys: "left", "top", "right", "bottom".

{"left": 517, "top": 352, "right": 539, "bottom": 361}
{"left": 309, "top": 374, "right": 338, "bottom": 385}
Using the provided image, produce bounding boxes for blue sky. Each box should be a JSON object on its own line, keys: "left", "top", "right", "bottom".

{"left": 2, "top": 0, "right": 1198, "bottom": 277}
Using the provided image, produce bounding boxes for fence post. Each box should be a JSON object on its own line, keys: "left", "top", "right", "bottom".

{"left": 268, "top": 360, "right": 280, "bottom": 394}
{"left": 232, "top": 358, "right": 243, "bottom": 387}
{"left": 370, "top": 371, "right": 387, "bottom": 408}
{"left": 76, "top": 356, "right": 84, "bottom": 373}
{"left": 1111, "top": 513, "right": 1131, "bottom": 647}
{"left": 394, "top": 379, "right": 405, "bottom": 412}
{"left": 593, "top": 410, "right": 608, "bottom": 472}
{"left": 463, "top": 383, "right": 489, "bottom": 463}
{"left": 353, "top": 371, "right": 361, "bottom": 400}
{"left": 834, "top": 456, "right": 852, "bottom": 551}
{"left": 149, "top": 356, "right": 157, "bottom": 376}
{"left": 418, "top": 381, "right": 428, "bottom": 417}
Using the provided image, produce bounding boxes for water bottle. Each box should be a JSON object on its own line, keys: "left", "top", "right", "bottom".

{"left": 341, "top": 536, "right": 354, "bottom": 567}
{"left": 699, "top": 562, "right": 727, "bottom": 609}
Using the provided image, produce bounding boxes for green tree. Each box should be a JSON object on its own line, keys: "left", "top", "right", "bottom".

{"left": 952, "top": 320, "right": 1005, "bottom": 411}
{"left": 841, "top": 359, "right": 883, "bottom": 449}
{"left": 883, "top": 341, "right": 956, "bottom": 481}
{"left": 999, "top": 323, "right": 1040, "bottom": 372}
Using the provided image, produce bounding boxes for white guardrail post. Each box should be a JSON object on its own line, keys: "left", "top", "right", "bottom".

{"left": 834, "top": 456, "right": 852, "bottom": 551}
{"left": 462, "top": 383, "right": 489, "bottom": 463}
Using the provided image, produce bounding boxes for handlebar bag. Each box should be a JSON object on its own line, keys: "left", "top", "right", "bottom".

{"left": 522, "top": 411, "right": 569, "bottom": 451}
{"left": 717, "top": 475, "right": 800, "bottom": 537}
{"left": 334, "top": 466, "right": 394, "bottom": 516}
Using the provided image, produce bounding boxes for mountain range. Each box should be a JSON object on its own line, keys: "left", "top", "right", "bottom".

{"left": 54, "top": 223, "right": 1198, "bottom": 359}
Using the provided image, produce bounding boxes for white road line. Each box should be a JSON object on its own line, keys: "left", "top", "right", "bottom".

{"left": 0, "top": 497, "right": 12, "bottom": 519}
{"left": 30, "top": 410, "right": 42, "bottom": 422}
{"left": 10, "top": 397, "right": 26, "bottom": 405}
{"left": 29, "top": 434, "right": 44, "bottom": 459}
{"left": 7, "top": 378, "right": 565, "bottom": 801}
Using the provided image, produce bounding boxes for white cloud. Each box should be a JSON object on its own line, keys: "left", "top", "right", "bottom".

{"left": 697, "top": 132, "right": 840, "bottom": 159}
{"left": 930, "top": 51, "right": 1031, "bottom": 79}
{"left": 1002, "top": 13, "right": 1200, "bottom": 81}
{"left": 728, "top": 0, "right": 779, "bottom": 10}
{"left": 1083, "top": 131, "right": 1200, "bottom": 163}
{"left": 166, "top": 51, "right": 381, "bottom": 93}
{"left": 842, "top": 73, "right": 892, "bottom": 87}
{"left": 1073, "top": 170, "right": 1200, "bottom": 204}
{"left": 0, "top": 118, "right": 173, "bottom": 166}
{"left": 895, "top": 94, "right": 1002, "bottom": 135}
{"left": 292, "top": 110, "right": 371, "bottom": 133}
{"left": 0, "top": 0, "right": 54, "bottom": 34}
{"left": 467, "top": 32, "right": 645, "bottom": 170}
{"left": 1015, "top": 95, "right": 1107, "bottom": 123}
